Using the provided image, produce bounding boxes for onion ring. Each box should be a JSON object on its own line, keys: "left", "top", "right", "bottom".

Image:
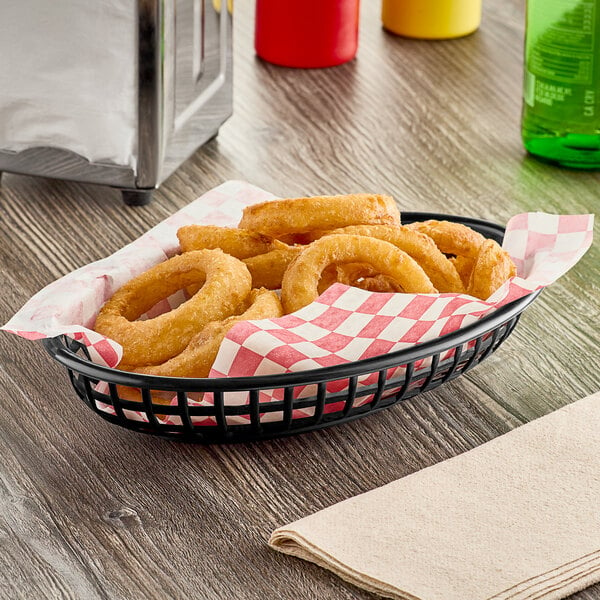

{"left": 327, "top": 225, "right": 464, "bottom": 293}
{"left": 356, "top": 274, "right": 404, "bottom": 293}
{"left": 94, "top": 249, "right": 252, "bottom": 366}
{"left": 177, "top": 225, "right": 285, "bottom": 259}
{"left": 275, "top": 231, "right": 330, "bottom": 246}
{"left": 467, "top": 239, "right": 517, "bottom": 300}
{"left": 243, "top": 245, "right": 303, "bottom": 290}
{"left": 281, "top": 234, "right": 437, "bottom": 313}
{"left": 406, "top": 220, "right": 486, "bottom": 259}
{"left": 238, "top": 194, "right": 401, "bottom": 238}
{"left": 120, "top": 289, "right": 283, "bottom": 378}
{"left": 114, "top": 386, "right": 178, "bottom": 406}
{"left": 318, "top": 263, "right": 373, "bottom": 295}
{"left": 318, "top": 263, "right": 404, "bottom": 294}
{"left": 318, "top": 262, "right": 368, "bottom": 294}
{"left": 450, "top": 255, "right": 475, "bottom": 288}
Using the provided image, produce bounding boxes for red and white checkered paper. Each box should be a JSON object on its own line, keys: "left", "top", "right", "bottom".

{"left": 1, "top": 181, "right": 594, "bottom": 425}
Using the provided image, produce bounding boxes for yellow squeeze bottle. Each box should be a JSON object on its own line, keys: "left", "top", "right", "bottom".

{"left": 382, "top": 0, "right": 481, "bottom": 39}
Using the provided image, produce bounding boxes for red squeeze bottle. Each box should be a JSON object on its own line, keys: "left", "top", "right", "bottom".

{"left": 255, "top": 0, "right": 360, "bottom": 68}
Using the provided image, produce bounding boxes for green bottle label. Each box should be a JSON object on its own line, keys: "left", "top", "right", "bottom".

{"left": 524, "top": 0, "right": 598, "bottom": 127}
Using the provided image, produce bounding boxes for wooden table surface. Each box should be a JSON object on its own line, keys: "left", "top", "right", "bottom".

{"left": 1, "top": 1, "right": 599, "bottom": 598}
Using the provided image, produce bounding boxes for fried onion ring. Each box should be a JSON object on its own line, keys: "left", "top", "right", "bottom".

{"left": 467, "top": 239, "right": 517, "bottom": 300}
{"left": 120, "top": 288, "right": 283, "bottom": 378}
{"left": 94, "top": 249, "right": 252, "bottom": 366}
{"left": 177, "top": 225, "right": 285, "bottom": 259}
{"left": 450, "top": 255, "right": 476, "bottom": 288}
{"left": 318, "top": 263, "right": 404, "bottom": 295}
{"left": 281, "top": 234, "right": 437, "bottom": 313}
{"left": 243, "top": 245, "right": 303, "bottom": 290}
{"left": 327, "top": 225, "right": 464, "bottom": 293}
{"left": 318, "top": 263, "right": 373, "bottom": 295}
{"left": 238, "top": 194, "right": 401, "bottom": 238}
{"left": 406, "top": 220, "right": 486, "bottom": 259}
{"left": 356, "top": 274, "right": 404, "bottom": 293}
{"left": 275, "top": 231, "right": 331, "bottom": 246}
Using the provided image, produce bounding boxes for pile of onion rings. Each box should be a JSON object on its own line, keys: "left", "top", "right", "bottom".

{"left": 94, "top": 194, "right": 516, "bottom": 379}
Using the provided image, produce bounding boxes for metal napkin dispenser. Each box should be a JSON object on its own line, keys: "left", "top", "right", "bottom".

{"left": 0, "top": 0, "right": 232, "bottom": 204}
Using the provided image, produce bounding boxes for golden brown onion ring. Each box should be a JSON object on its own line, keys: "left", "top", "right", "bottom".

{"left": 238, "top": 194, "right": 401, "bottom": 238}
{"left": 281, "top": 234, "right": 437, "bottom": 313}
{"left": 406, "top": 220, "right": 486, "bottom": 259}
{"left": 177, "top": 225, "right": 285, "bottom": 259}
{"left": 275, "top": 230, "right": 334, "bottom": 245}
{"left": 317, "top": 262, "right": 403, "bottom": 295}
{"left": 318, "top": 262, "right": 371, "bottom": 295}
{"left": 467, "top": 239, "right": 517, "bottom": 300}
{"left": 243, "top": 245, "right": 303, "bottom": 290}
{"left": 317, "top": 263, "right": 366, "bottom": 295}
{"left": 94, "top": 249, "right": 252, "bottom": 366}
{"left": 327, "top": 225, "right": 464, "bottom": 293}
{"left": 355, "top": 274, "right": 404, "bottom": 293}
{"left": 115, "top": 384, "right": 179, "bottom": 406}
{"left": 120, "top": 289, "right": 283, "bottom": 378}
{"left": 450, "top": 255, "right": 476, "bottom": 288}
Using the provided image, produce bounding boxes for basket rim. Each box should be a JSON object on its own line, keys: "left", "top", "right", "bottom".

{"left": 42, "top": 212, "right": 541, "bottom": 392}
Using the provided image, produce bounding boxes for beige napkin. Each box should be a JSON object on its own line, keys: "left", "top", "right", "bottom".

{"left": 269, "top": 391, "right": 600, "bottom": 600}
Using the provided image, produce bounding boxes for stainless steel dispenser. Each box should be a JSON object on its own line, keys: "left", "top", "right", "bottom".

{"left": 0, "top": 0, "right": 233, "bottom": 204}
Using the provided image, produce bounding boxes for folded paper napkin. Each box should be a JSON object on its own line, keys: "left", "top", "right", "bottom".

{"left": 269, "top": 391, "right": 600, "bottom": 600}
{"left": 1, "top": 181, "right": 594, "bottom": 382}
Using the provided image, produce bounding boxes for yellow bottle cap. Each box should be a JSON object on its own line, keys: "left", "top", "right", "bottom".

{"left": 382, "top": 0, "right": 481, "bottom": 39}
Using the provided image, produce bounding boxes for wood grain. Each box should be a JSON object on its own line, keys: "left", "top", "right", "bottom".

{"left": 0, "top": 1, "right": 598, "bottom": 599}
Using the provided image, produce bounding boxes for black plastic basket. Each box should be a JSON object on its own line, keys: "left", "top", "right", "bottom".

{"left": 43, "top": 213, "right": 541, "bottom": 443}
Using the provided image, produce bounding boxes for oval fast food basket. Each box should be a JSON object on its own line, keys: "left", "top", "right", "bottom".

{"left": 43, "top": 213, "right": 541, "bottom": 443}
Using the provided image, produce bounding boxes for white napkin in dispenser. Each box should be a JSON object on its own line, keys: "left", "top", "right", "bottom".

{"left": 0, "top": 0, "right": 233, "bottom": 205}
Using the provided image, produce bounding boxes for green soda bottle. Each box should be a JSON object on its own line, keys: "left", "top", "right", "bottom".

{"left": 521, "top": 0, "right": 600, "bottom": 168}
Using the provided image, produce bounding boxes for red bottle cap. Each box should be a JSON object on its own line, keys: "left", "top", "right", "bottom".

{"left": 255, "top": 0, "right": 360, "bottom": 68}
